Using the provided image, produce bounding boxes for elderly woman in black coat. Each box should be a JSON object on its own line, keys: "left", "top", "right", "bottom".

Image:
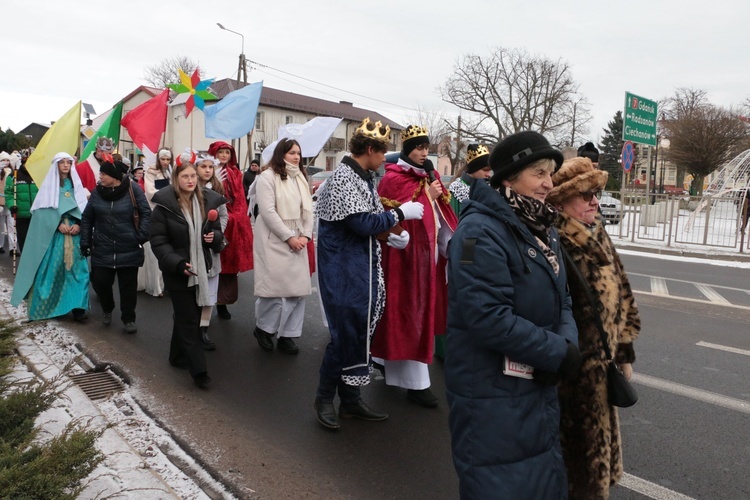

{"left": 80, "top": 160, "right": 151, "bottom": 333}
{"left": 149, "top": 160, "right": 227, "bottom": 388}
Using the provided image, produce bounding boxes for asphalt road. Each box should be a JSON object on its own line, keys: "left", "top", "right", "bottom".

{"left": 3, "top": 250, "right": 750, "bottom": 499}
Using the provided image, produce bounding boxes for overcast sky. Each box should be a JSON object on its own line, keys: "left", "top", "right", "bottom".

{"left": 3, "top": 0, "right": 748, "bottom": 147}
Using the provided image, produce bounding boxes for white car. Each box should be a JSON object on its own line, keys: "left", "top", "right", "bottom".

{"left": 599, "top": 191, "right": 622, "bottom": 224}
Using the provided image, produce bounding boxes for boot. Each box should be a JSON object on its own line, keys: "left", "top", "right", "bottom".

{"left": 253, "top": 326, "right": 274, "bottom": 352}
{"left": 216, "top": 304, "right": 231, "bottom": 319}
{"left": 200, "top": 326, "right": 216, "bottom": 351}
{"left": 314, "top": 398, "right": 340, "bottom": 430}
{"left": 339, "top": 399, "right": 388, "bottom": 421}
{"left": 407, "top": 388, "right": 439, "bottom": 408}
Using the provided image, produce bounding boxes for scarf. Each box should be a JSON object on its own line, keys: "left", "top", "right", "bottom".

{"left": 96, "top": 176, "right": 130, "bottom": 201}
{"left": 181, "top": 195, "right": 212, "bottom": 306}
{"left": 274, "top": 161, "right": 312, "bottom": 223}
{"left": 500, "top": 186, "right": 560, "bottom": 275}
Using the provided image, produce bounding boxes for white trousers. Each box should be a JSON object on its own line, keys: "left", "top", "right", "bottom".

{"left": 255, "top": 297, "right": 306, "bottom": 338}
{"left": 371, "top": 357, "right": 431, "bottom": 390}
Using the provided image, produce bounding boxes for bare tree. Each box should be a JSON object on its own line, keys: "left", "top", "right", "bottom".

{"left": 404, "top": 105, "right": 463, "bottom": 171}
{"left": 143, "top": 56, "right": 202, "bottom": 88}
{"left": 662, "top": 88, "right": 749, "bottom": 195}
{"left": 438, "top": 47, "right": 591, "bottom": 146}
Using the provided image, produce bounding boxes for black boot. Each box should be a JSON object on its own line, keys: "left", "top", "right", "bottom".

{"left": 314, "top": 398, "right": 340, "bottom": 430}
{"left": 407, "top": 388, "right": 439, "bottom": 408}
{"left": 200, "top": 326, "right": 216, "bottom": 351}
{"left": 216, "top": 304, "right": 231, "bottom": 319}
{"left": 253, "top": 326, "right": 274, "bottom": 352}
{"left": 339, "top": 399, "right": 388, "bottom": 421}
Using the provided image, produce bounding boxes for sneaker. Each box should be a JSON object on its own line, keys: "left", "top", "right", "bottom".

{"left": 124, "top": 322, "right": 137, "bottom": 334}
{"left": 277, "top": 337, "right": 299, "bottom": 355}
{"left": 102, "top": 312, "right": 112, "bottom": 326}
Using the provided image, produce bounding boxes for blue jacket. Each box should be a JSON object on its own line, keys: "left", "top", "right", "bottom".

{"left": 80, "top": 178, "right": 152, "bottom": 269}
{"left": 445, "top": 180, "right": 578, "bottom": 499}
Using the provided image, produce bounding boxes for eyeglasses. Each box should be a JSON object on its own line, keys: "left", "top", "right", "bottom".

{"left": 581, "top": 190, "right": 600, "bottom": 202}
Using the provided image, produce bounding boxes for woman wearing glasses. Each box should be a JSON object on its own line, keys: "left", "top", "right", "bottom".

{"left": 547, "top": 156, "right": 641, "bottom": 499}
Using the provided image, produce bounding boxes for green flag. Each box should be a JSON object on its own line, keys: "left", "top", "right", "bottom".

{"left": 80, "top": 101, "right": 123, "bottom": 160}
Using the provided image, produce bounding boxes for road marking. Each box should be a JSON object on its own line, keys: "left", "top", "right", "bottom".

{"left": 632, "top": 373, "right": 750, "bottom": 414}
{"left": 696, "top": 341, "right": 750, "bottom": 357}
{"left": 620, "top": 473, "right": 695, "bottom": 500}
{"left": 695, "top": 284, "right": 730, "bottom": 305}
{"left": 634, "top": 291, "right": 750, "bottom": 312}
{"left": 650, "top": 277, "right": 669, "bottom": 296}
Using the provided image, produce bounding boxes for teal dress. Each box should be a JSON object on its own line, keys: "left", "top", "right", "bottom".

{"left": 11, "top": 179, "right": 89, "bottom": 320}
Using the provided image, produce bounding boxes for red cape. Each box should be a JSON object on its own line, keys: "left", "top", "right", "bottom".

{"left": 371, "top": 164, "right": 457, "bottom": 363}
{"left": 75, "top": 156, "right": 98, "bottom": 193}
{"left": 219, "top": 163, "right": 254, "bottom": 273}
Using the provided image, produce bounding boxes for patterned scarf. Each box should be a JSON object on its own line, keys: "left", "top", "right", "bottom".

{"left": 500, "top": 186, "right": 560, "bottom": 275}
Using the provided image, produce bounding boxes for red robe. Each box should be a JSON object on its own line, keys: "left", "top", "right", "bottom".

{"left": 208, "top": 142, "right": 254, "bottom": 274}
{"left": 75, "top": 153, "right": 99, "bottom": 193}
{"left": 371, "top": 163, "right": 457, "bottom": 363}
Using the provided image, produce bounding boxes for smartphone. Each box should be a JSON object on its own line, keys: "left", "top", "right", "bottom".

{"left": 186, "top": 268, "right": 198, "bottom": 276}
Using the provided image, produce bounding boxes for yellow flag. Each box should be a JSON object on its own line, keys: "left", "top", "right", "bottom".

{"left": 25, "top": 101, "right": 82, "bottom": 186}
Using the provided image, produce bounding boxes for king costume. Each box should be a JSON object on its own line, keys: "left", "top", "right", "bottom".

{"left": 371, "top": 125, "right": 458, "bottom": 399}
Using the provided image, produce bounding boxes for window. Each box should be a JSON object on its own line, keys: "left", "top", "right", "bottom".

{"left": 326, "top": 156, "right": 336, "bottom": 170}
{"left": 285, "top": 115, "right": 293, "bottom": 124}
{"left": 255, "top": 112, "right": 264, "bottom": 131}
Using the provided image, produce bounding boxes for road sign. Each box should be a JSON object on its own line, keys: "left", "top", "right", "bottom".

{"left": 623, "top": 92, "right": 658, "bottom": 147}
{"left": 621, "top": 141, "right": 635, "bottom": 172}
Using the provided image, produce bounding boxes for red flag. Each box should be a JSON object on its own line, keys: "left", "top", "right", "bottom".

{"left": 121, "top": 89, "right": 169, "bottom": 153}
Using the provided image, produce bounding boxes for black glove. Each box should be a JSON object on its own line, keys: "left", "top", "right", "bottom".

{"left": 557, "top": 341, "right": 582, "bottom": 380}
{"left": 9, "top": 206, "right": 17, "bottom": 215}
{"left": 80, "top": 246, "right": 90, "bottom": 257}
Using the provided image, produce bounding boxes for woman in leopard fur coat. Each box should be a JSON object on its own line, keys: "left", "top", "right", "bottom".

{"left": 547, "top": 157, "right": 641, "bottom": 499}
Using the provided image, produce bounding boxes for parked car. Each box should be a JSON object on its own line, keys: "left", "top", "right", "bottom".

{"left": 310, "top": 171, "right": 333, "bottom": 198}
{"left": 306, "top": 166, "right": 323, "bottom": 177}
{"left": 599, "top": 191, "right": 622, "bottom": 224}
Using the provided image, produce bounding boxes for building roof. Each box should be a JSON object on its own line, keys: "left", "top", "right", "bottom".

{"left": 208, "top": 79, "right": 403, "bottom": 130}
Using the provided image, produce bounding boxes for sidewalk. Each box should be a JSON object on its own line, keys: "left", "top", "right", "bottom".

{"left": 0, "top": 286, "right": 237, "bottom": 500}
{"left": 610, "top": 236, "right": 750, "bottom": 263}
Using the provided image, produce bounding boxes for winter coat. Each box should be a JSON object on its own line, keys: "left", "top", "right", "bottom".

{"left": 445, "top": 179, "right": 578, "bottom": 500}
{"left": 253, "top": 168, "right": 313, "bottom": 298}
{"left": 5, "top": 168, "right": 38, "bottom": 218}
{"left": 80, "top": 178, "right": 152, "bottom": 269}
{"left": 144, "top": 166, "right": 171, "bottom": 209}
{"left": 149, "top": 186, "right": 227, "bottom": 291}
{"left": 555, "top": 212, "right": 640, "bottom": 499}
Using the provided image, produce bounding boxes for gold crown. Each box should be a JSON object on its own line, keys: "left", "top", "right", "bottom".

{"left": 401, "top": 125, "right": 429, "bottom": 142}
{"left": 355, "top": 117, "right": 391, "bottom": 143}
{"left": 466, "top": 144, "right": 490, "bottom": 164}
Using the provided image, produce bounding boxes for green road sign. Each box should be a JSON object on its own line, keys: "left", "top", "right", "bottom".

{"left": 623, "top": 92, "right": 658, "bottom": 147}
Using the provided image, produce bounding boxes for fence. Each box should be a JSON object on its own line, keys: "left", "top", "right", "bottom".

{"left": 606, "top": 190, "right": 750, "bottom": 252}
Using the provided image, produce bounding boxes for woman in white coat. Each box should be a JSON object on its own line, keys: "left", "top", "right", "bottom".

{"left": 139, "top": 148, "right": 173, "bottom": 297}
{"left": 252, "top": 138, "right": 313, "bottom": 355}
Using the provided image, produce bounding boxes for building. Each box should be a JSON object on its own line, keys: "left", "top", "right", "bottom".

{"left": 104, "top": 80, "right": 404, "bottom": 170}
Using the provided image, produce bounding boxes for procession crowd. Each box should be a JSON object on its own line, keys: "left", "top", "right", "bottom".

{"left": 2, "top": 119, "right": 640, "bottom": 499}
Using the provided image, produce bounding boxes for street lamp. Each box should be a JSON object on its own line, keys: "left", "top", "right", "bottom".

{"left": 659, "top": 137, "right": 670, "bottom": 194}
{"left": 217, "top": 23, "right": 247, "bottom": 84}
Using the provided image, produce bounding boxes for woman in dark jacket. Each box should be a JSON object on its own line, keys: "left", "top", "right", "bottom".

{"left": 81, "top": 160, "right": 152, "bottom": 333}
{"left": 445, "top": 131, "right": 581, "bottom": 499}
{"left": 149, "top": 160, "right": 227, "bottom": 388}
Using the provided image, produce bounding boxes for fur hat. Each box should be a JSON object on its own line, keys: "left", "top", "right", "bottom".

{"left": 489, "top": 131, "right": 563, "bottom": 187}
{"left": 547, "top": 157, "right": 608, "bottom": 206}
{"left": 577, "top": 142, "right": 599, "bottom": 163}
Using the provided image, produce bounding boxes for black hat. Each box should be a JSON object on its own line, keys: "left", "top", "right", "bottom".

{"left": 577, "top": 142, "right": 599, "bottom": 163}
{"left": 100, "top": 160, "right": 126, "bottom": 181}
{"left": 465, "top": 144, "right": 490, "bottom": 173}
{"left": 489, "top": 131, "right": 563, "bottom": 187}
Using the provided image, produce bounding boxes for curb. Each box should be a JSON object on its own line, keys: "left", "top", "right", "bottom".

{"left": 611, "top": 240, "right": 750, "bottom": 263}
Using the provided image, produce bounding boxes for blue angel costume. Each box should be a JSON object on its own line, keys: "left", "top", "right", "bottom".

{"left": 11, "top": 154, "right": 89, "bottom": 320}
{"left": 315, "top": 156, "right": 402, "bottom": 400}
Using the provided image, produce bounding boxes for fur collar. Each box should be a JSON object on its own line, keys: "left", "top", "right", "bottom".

{"left": 556, "top": 212, "right": 612, "bottom": 266}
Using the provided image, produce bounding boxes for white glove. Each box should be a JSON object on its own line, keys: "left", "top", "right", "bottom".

{"left": 399, "top": 201, "right": 424, "bottom": 221}
{"left": 217, "top": 165, "right": 228, "bottom": 183}
{"left": 386, "top": 230, "right": 410, "bottom": 249}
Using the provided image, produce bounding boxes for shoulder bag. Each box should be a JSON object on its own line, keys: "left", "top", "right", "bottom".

{"left": 128, "top": 184, "right": 140, "bottom": 232}
{"left": 561, "top": 247, "right": 638, "bottom": 408}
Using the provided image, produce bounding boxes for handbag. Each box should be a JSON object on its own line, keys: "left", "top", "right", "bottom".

{"left": 128, "top": 184, "right": 140, "bottom": 231}
{"left": 561, "top": 248, "right": 638, "bottom": 408}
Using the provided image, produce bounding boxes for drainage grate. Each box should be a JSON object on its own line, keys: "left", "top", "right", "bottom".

{"left": 70, "top": 371, "right": 125, "bottom": 400}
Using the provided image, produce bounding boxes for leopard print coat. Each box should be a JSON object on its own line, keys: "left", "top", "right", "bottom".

{"left": 556, "top": 212, "right": 640, "bottom": 499}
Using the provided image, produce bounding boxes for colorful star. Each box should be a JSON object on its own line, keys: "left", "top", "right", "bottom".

{"left": 168, "top": 68, "right": 217, "bottom": 117}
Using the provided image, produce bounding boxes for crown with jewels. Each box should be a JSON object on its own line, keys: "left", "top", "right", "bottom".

{"left": 401, "top": 125, "right": 429, "bottom": 142}
{"left": 355, "top": 117, "right": 391, "bottom": 143}
{"left": 466, "top": 144, "right": 490, "bottom": 164}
